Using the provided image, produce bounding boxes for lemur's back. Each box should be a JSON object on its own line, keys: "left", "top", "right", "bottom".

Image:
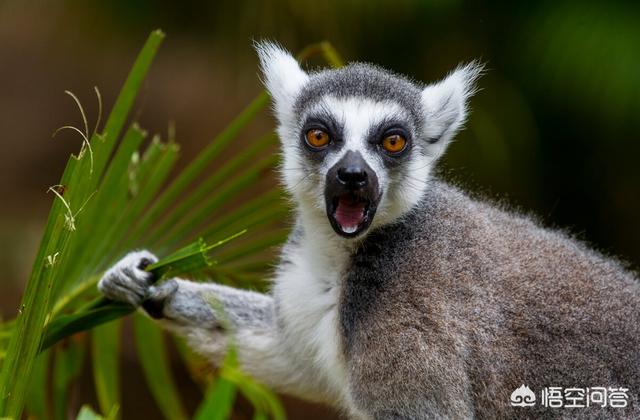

{"left": 341, "top": 179, "right": 640, "bottom": 418}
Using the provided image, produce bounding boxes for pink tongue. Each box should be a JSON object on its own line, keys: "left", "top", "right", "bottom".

{"left": 335, "top": 196, "right": 365, "bottom": 232}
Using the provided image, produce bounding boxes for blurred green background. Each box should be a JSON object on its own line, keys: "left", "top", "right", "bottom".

{"left": 1, "top": 0, "right": 639, "bottom": 418}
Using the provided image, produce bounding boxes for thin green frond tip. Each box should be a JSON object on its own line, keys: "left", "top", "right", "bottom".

{"left": 319, "top": 41, "right": 344, "bottom": 68}
{"left": 147, "top": 230, "right": 247, "bottom": 279}
{"left": 296, "top": 41, "right": 344, "bottom": 68}
{"left": 76, "top": 405, "right": 106, "bottom": 420}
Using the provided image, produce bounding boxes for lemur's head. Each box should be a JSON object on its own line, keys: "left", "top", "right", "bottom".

{"left": 257, "top": 42, "right": 481, "bottom": 239}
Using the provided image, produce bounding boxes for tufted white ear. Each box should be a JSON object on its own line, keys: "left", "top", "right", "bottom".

{"left": 421, "top": 62, "right": 483, "bottom": 151}
{"left": 255, "top": 41, "right": 309, "bottom": 124}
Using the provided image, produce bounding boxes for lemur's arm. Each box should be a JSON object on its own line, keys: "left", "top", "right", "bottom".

{"left": 98, "top": 251, "right": 326, "bottom": 401}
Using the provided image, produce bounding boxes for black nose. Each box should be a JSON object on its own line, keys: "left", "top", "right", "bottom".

{"left": 337, "top": 166, "right": 368, "bottom": 187}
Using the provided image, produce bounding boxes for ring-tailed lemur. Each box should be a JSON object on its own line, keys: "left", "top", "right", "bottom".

{"left": 99, "top": 43, "right": 640, "bottom": 418}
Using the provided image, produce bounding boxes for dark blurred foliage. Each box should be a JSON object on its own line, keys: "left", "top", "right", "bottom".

{"left": 0, "top": 0, "right": 638, "bottom": 417}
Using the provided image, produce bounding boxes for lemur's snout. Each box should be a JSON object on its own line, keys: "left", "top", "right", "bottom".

{"left": 337, "top": 165, "right": 368, "bottom": 188}
{"left": 331, "top": 151, "right": 376, "bottom": 191}
{"left": 325, "top": 151, "right": 381, "bottom": 238}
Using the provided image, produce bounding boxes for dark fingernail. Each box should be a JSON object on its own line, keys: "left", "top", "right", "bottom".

{"left": 138, "top": 258, "right": 153, "bottom": 270}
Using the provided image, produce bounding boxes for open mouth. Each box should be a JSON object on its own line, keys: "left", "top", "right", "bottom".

{"left": 328, "top": 192, "right": 376, "bottom": 237}
{"left": 323, "top": 150, "right": 381, "bottom": 238}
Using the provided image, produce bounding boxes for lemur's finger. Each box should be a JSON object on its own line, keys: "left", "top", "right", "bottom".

{"left": 98, "top": 279, "right": 145, "bottom": 306}
{"left": 137, "top": 256, "right": 154, "bottom": 270}
{"left": 98, "top": 267, "right": 147, "bottom": 304}
{"left": 142, "top": 279, "right": 179, "bottom": 319}
{"left": 119, "top": 250, "right": 158, "bottom": 283}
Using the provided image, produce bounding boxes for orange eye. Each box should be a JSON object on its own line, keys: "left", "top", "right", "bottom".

{"left": 382, "top": 134, "right": 407, "bottom": 154}
{"left": 305, "top": 129, "right": 330, "bottom": 149}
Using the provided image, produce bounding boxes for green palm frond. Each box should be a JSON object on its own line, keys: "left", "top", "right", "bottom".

{"left": 0, "top": 31, "right": 343, "bottom": 420}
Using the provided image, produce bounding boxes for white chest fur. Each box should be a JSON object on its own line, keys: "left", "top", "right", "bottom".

{"left": 273, "top": 229, "right": 353, "bottom": 405}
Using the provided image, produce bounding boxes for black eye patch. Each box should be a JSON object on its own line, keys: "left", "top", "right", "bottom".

{"left": 366, "top": 119, "right": 413, "bottom": 165}
{"left": 298, "top": 112, "right": 345, "bottom": 162}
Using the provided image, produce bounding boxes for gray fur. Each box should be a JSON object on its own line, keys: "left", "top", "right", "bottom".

{"left": 186, "top": 283, "right": 269, "bottom": 331}
{"left": 294, "top": 63, "right": 425, "bottom": 125}
{"left": 341, "top": 179, "right": 640, "bottom": 418}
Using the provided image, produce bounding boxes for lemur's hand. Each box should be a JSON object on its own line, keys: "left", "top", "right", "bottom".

{"left": 98, "top": 250, "right": 206, "bottom": 322}
{"left": 98, "top": 250, "right": 171, "bottom": 312}
{"left": 98, "top": 251, "right": 158, "bottom": 307}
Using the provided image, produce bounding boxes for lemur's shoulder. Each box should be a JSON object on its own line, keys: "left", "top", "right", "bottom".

{"left": 341, "top": 179, "right": 640, "bottom": 417}
{"left": 341, "top": 177, "right": 640, "bottom": 354}
{"left": 371, "top": 177, "right": 638, "bottom": 284}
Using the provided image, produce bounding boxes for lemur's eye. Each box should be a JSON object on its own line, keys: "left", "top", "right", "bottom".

{"left": 305, "top": 129, "right": 330, "bottom": 149}
{"left": 381, "top": 134, "right": 407, "bottom": 154}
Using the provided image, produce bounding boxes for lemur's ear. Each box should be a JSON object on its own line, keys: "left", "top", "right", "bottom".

{"left": 255, "top": 41, "right": 309, "bottom": 123}
{"left": 421, "top": 62, "right": 483, "bottom": 147}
